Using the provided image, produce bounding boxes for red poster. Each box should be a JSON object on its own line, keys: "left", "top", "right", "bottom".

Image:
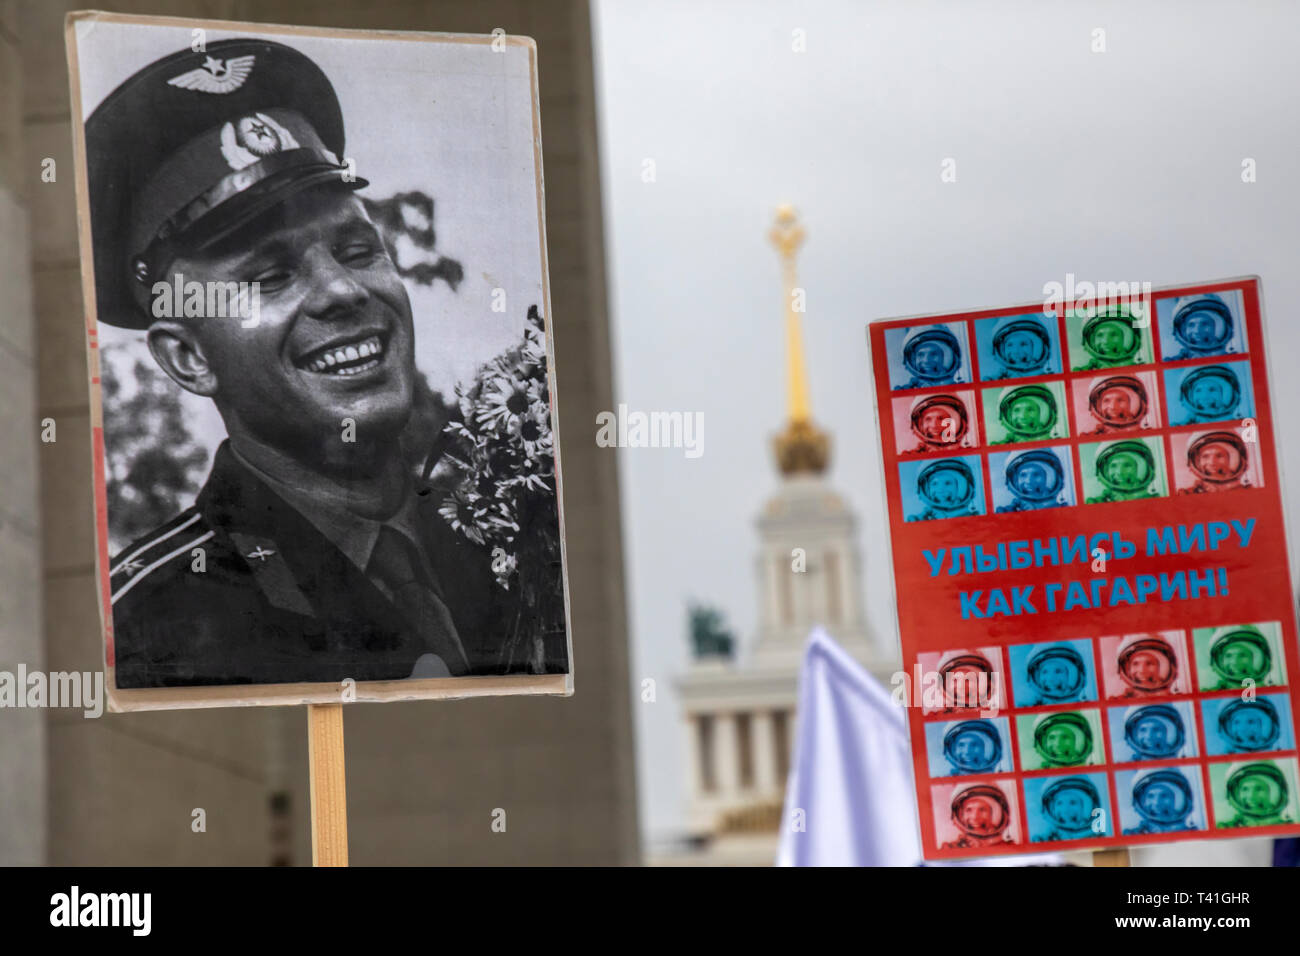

{"left": 868, "top": 277, "right": 1300, "bottom": 858}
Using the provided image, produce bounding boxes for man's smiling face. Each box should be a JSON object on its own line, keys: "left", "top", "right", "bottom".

{"left": 918, "top": 406, "right": 952, "bottom": 441}
{"left": 1134, "top": 718, "right": 1169, "bottom": 753}
{"left": 1001, "top": 329, "right": 1039, "bottom": 367}
{"left": 1106, "top": 452, "right": 1141, "bottom": 488}
{"left": 1037, "top": 658, "right": 1074, "bottom": 693}
{"left": 1221, "top": 643, "right": 1257, "bottom": 679}
{"left": 1228, "top": 710, "right": 1267, "bottom": 747}
{"left": 926, "top": 470, "right": 966, "bottom": 507}
{"left": 953, "top": 732, "right": 988, "bottom": 766}
{"left": 1127, "top": 650, "right": 1164, "bottom": 687}
{"left": 1015, "top": 462, "right": 1048, "bottom": 497}
{"left": 913, "top": 341, "right": 948, "bottom": 375}
{"left": 1043, "top": 725, "right": 1080, "bottom": 760}
{"left": 1197, "top": 443, "right": 1235, "bottom": 477}
{"left": 1008, "top": 397, "right": 1044, "bottom": 433}
{"left": 1092, "top": 322, "right": 1127, "bottom": 357}
{"left": 1051, "top": 790, "right": 1090, "bottom": 827}
{"left": 1183, "top": 312, "right": 1218, "bottom": 347}
{"left": 1140, "top": 783, "right": 1180, "bottom": 821}
{"left": 960, "top": 797, "right": 999, "bottom": 834}
{"left": 162, "top": 186, "right": 415, "bottom": 456}
{"left": 1099, "top": 388, "right": 1134, "bottom": 421}
{"left": 1189, "top": 377, "right": 1229, "bottom": 415}
{"left": 1237, "top": 777, "right": 1275, "bottom": 814}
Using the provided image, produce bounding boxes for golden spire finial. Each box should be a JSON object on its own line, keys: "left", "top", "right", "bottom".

{"left": 769, "top": 205, "right": 829, "bottom": 476}
{"left": 769, "top": 205, "right": 810, "bottom": 424}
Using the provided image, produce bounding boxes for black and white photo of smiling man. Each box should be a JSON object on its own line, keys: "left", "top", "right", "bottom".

{"left": 70, "top": 17, "right": 569, "bottom": 699}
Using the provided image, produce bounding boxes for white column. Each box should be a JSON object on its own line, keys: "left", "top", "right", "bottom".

{"left": 753, "top": 710, "right": 778, "bottom": 797}
{"left": 685, "top": 711, "right": 705, "bottom": 801}
{"left": 715, "top": 710, "right": 739, "bottom": 799}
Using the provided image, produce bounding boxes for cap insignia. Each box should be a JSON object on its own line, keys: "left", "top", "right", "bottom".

{"left": 219, "top": 113, "right": 301, "bottom": 170}
{"left": 167, "top": 54, "right": 255, "bottom": 94}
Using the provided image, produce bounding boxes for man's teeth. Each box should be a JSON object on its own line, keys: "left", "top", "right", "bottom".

{"left": 305, "top": 336, "right": 384, "bottom": 374}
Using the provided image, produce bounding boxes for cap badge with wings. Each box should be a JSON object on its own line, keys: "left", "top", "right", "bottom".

{"left": 167, "top": 55, "right": 255, "bottom": 94}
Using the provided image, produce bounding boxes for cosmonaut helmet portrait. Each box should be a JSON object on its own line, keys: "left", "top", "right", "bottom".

{"left": 939, "top": 783, "right": 1017, "bottom": 849}
{"left": 1166, "top": 361, "right": 1254, "bottom": 426}
{"left": 925, "top": 716, "right": 1012, "bottom": 776}
{"left": 900, "top": 456, "right": 983, "bottom": 521}
{"left": 1217, "top": 698, "right": 1282, "bottom": 753}
{"left": 993, "top": 447, "right": 1071, "bottom": 512}
{"left": 1216, "top": 760, "right": 1296, "bottom": 828}
{"left": 1203, "top": 693, "right": 1295, "bottom": 757}
{"left": 1011, "top": 639, "right": 1094, "bottom": 706}
{"left": 1083, "top": 374, "right": 1150, "bottom": 433}
{"left": 1178, "top": 430, "right": 1253, "bottom": 494}
{"left": 941, "top": 720, "right": 1003, "bottom": 775}
{"left": 1069, "top": 304, "right": 1150, "bottom": 371}
{"left": 1084, "top": 438, "right": 1163, "bottom": 503}
{"left": 1031, "top": 774, "right": 1108, "bottom": 842}
{"left": 975, "top": 312, "right": 1059, "bottom": 380}
{"left": 885, "top": 322, "right": 970, "bottom": 390}
{"left": 1121, "top": 768, "right": 1200, "bottom": 835}
{"left": 929, "top": 648, "right": 1000, "bottom": 713}
{"left": 987, "top": 382, "right": 1066, "bottom": 444}
{"left": 1199, "top": 623, "right": 1280, "bottom": 690}
{"left": 1120, "top": 703, "right": 1188, "bottom": 761}
{"left": 1111, "top": 632, "right": 1181, "bottom": 697}
{"left": 1029, "top": 710, "right": 1095, "bottom": 768}
{"left": 1158, "top": 291, "right": 1245, "bottom": 360}
{"left": 906, "top": 393, "right": 969, "bottom": 452}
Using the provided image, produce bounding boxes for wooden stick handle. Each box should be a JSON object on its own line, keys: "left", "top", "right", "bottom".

{"left": 307, "top": 703, "right": 349, "bottom": 867}
{"left": 1093, "top": 847, "right": 1131, "bottom": 867}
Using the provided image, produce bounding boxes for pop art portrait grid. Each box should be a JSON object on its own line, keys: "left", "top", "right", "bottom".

{"left": 878, "top": 292, "right": 1270, "bottom": 529}
{"left": 869, "top": 280, "right": 1300, "bottom": 856}
{"left": 910, "top": 625, "right": 1300, "bottom": 845}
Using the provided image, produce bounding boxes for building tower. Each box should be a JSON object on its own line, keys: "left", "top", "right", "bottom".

{"left": 672, "top": 207, "right": 896, "bottom": 864}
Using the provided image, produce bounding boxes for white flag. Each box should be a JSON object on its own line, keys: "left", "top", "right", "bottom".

{"left": 777, "top": 628, "right": 1061, "bottom": 867}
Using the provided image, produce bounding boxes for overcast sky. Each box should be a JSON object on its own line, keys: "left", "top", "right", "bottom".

{"left": 592, "top": 0, "right": 1300, "bottom": 845}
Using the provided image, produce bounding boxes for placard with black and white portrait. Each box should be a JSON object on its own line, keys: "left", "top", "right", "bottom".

{"left": 67, "top": 14, "right": 571, "bottom": 708}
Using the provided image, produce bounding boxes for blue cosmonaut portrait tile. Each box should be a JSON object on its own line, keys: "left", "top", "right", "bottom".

{"left": 1115, "top": 766, "right": 1207, "bottom": 836}
{"left": 884, "top": 321, "right": 973, "bottom": 391}
{"left": 1201, "top": 693, "right": 1295, "bottom": 756}
{"left": 1163, "top": 360, "right": 1255, "bottom": 428}
{"left": 974, "top": 312, "right": 1062, "bottom": 381}
{"left": 1156, "top": 290, "right": 1248, "bottom": 361}
{"left": 1008, "top": 638, "right": 1098, "bottom": 707}
{"left": 924, "top": 717, "right": 1015, "bottom": 777}
{"left": 1107, "top": 701, "right": 1198, "bottom": 763}
{"left": 1024, "top": 772, "right": 1113, "bottom": 843}
{"left": 899, "top": 455, "right": 986, "bottom": 522}
{"left": 989, "top": 445, "right": 1075, "bottom": 513}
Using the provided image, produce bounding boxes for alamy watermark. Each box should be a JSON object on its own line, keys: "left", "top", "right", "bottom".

{"left": 151, "top": 273, "right": 261, "bottom": 328}
{"left": 890, "top": 665, "right": 1003, "bottom": 717}
{"left": 596, "top": 404, "right": 704, "bottom": 458}
{"left": 0, "top": 666, "right": 104, "bottom": 718}
{"left": 1042, "top": 273, "right": 1152, "bottom": 325}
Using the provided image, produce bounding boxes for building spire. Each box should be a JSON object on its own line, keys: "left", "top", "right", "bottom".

{"left": 769, "top": 205, "right": 829, "bottom": 475}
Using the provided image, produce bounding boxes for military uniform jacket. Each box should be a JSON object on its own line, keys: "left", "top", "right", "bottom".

{"left": 110, "top": 442, "right": 510, "bottom": 688}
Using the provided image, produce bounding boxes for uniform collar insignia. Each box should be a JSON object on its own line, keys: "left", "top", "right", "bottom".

{"left": 167, "top": 54, "right": 256, "bottom": 94}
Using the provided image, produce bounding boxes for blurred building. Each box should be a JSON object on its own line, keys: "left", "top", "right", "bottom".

{"left": 0, "top": 0, "right": 636, "bottom": 865}
{"left": 664, "top": 209, "right": 898, "bottom": 865}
